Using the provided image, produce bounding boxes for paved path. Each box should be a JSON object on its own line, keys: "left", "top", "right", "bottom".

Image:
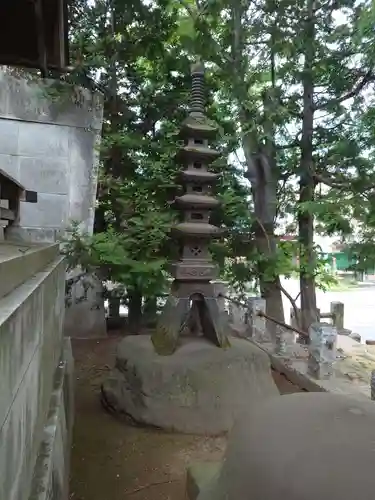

{"left": 281, "top": 278, "right": 375, "bottom": 343}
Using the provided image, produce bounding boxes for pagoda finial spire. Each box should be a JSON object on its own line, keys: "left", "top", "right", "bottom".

{"left": 190, "top": 61, "right": 205, "bottom": 115}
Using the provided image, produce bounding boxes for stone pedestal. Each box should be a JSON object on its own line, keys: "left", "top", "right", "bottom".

{"left": 191, "top": 393, "right": 375, "bottom": 500}
{"left": 102, "top": 335, "right": 278, "bottom": 435}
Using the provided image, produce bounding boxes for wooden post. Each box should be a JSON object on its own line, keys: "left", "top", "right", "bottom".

{"left": 308, "top": 322, "right": 337, "bottom": 379}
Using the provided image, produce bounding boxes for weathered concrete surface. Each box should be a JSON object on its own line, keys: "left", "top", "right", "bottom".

{"left": 0, "top": 68, "right": 106, "bottom": 339}
{"left": 0, "top": 247, "right": 73, "bottom": 500}
{"left": 29, "top": 338, "right": 74, "bottom": 500}
{"left": 102, "top": 336, "right": 278, "bottom": 435}
{"left": 0, "top": 241, "right": 58, "bottom": 300}
{"left": 0, "top": 69, "right": 103, "bottom": 241}
{"left": 196, "top": 393, "right": 375, "bottom": 500}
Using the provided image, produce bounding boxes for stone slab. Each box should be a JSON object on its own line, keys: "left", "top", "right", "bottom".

{"left": 19, "top": 156, "right": 68, "bottom": 195}
{"left": 0, "top": 256, "right": 66, "bottom": 500}
{"left": 0, "top": 241, "right": 59, "bottom": 299}
{"left": 196, "top": 393, "right": 375, "bottom": 500}
{"left": 187, "top": 462, "right": 221, "bottom": 500}
{"left": 0, "top": 119, "right": 19, "bottom": 155}
{"left": 18, "top": 121, "right": 70, "bottom": 159}
{"left": 5, "top": 227, "right": 64, "bottom": 244}
{"left": 19, "top": 193, "right": 68, "bottom": 229}
{"left": 102, "top": 335, "right": 278, "bottom": 435}
{"left": 0, "top": 70, "right": 103, "bottom": 242}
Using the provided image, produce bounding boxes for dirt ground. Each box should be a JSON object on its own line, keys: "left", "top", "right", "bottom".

{"left": 69, "top": 335, "right": 301, "bottom": 500}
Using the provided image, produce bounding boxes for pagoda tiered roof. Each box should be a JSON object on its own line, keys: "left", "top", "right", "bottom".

{"left": 176, "top": 145, "right": 220, "bottom": 164}
{"left": 179, "top": 115, "right": 218, "bottom": 140}
{"left": 179, "top": 170, "right": 219, "bottom": 183}
{"left": 171, "top": 222, "right": 222, "bottom": 238}
{"left": 173, "top": 193, "right": 220, "bottom": 209}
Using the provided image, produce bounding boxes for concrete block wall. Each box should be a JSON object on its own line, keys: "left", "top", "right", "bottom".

{"left": 0, "top": 68, "right": 107, "bottom": 338}
{"left": 0, "top": 68, "right": 103, "bottom": 242}
{"left": 0, "top": 244, "right": 73, "bottom": 500}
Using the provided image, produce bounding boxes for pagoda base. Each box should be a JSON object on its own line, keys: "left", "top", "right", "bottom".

{"left": 152, "top": 281, "right": 230, "bottom": 355}
{"left": 101, "top": 335, "right": 278, "bottom": 435}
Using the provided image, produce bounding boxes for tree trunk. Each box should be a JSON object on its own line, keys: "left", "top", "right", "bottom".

{"left": 242, "top": 92, "right": 285, "bottom": 339}
{"left": 243, "top": 140, "right": 285, "bottom": 338}
{"left": 230, "top": 1, "right": 284, "bottom": 337}
{"left": 108, "top": 295, "right": 120, "bottom": 319}
{"left": 298, "top": 0, "right": 318, "bottom": 338}
{"left": 128, "top": 288, "right": 142, "bottom": 333}
{"left": 255, "top": 221, "right": 285, "bottom": 330}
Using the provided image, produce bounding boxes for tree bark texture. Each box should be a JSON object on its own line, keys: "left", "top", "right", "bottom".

{"left": 298, "top": 0, "right": 318, "bottom": 337}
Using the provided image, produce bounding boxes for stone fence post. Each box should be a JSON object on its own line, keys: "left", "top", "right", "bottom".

{"left": 308, "top": 322, "right": 337, "bottom": 379}
{"left": 371, "top": 370, "right": 375, "bottom": 401}
{"left": 275, "top": 325, "right": 295, "bottom": 355}
{"left": 246, "top": 297, "right": 267, "bottom": 342}
{"left": 330, "top": 301, "right": 344, "bottom": 331}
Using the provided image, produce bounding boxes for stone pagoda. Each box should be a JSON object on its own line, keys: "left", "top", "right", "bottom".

{"left": 102, "top": 63, "right": 277, "bottom": 436}
{"left": 152, "top": 62, "right": 230, "bottom": 355}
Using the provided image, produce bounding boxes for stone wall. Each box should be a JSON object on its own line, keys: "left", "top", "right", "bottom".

{"left": 0, "top": 68, "right": 106, "bottom": 338}
{"left": 0, "top": 242, "right": 73, "bottom": 500}
{"left": 0, "top": 68, "right": 103, "bottom": 242}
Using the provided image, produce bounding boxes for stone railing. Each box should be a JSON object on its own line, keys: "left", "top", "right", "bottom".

{"left": 221, "top": 287, "right": 373, "bottom": 400}
{"left": 187, "top": 284, "right": 375, "bottom": 500}
{"left": 290, "top": 301, "right": 360, "bottom": 341}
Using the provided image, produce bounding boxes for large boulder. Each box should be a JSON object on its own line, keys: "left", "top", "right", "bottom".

{"left": 198, "top": 392, "right": 375, "bottom": 500}
{"left": 102, "top": 335, "right": 278, "bottom": 435}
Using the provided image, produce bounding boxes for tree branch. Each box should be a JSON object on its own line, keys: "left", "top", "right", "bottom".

{"left": 313, "top": 172, "right": 351, "bottom": 189}
{"left": 276, "top": 131, "right": 301, "bottom": 150}
{"left": 314, "top": 70, "right": 375, "bottom": 110}
{"left": 176, "top": 0, "right": 233, "bottom": 67}
{"left": 278, "top": 282, "right": 301, "bottom": 328}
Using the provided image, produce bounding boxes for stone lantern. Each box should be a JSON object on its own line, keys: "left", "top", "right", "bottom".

{"left": 152, "top": 62, "right": 230, "bottom": 355}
